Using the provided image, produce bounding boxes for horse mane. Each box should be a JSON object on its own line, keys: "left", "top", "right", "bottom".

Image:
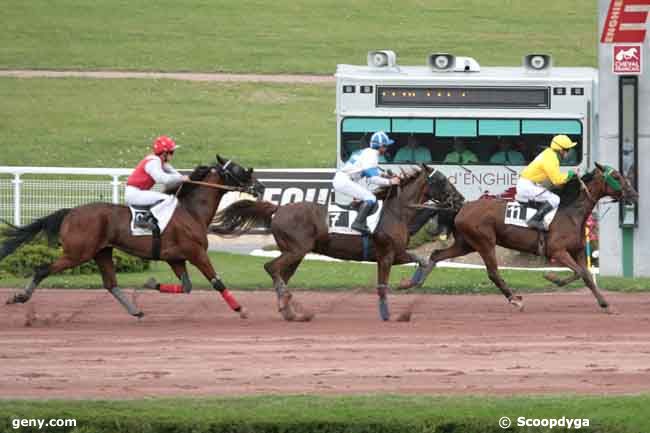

{"left": 375, "top": 168, "right": 423, "bottom": 200}
{"left": 164, "top": 165, "right": 213, "bottom": 199}
{"left": 553, "top": 171, "right": 595, "bottom": 208}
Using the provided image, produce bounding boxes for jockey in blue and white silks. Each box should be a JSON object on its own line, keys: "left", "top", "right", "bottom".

{"left": 333, "top": 131, "right": 401, "bottom": 234}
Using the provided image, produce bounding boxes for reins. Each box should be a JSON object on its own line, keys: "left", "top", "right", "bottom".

{"left": 577, "top": 175, "right": 595, "bottom": 203}
{"left": 183, "top": 179, "right": 249, "bottom": 192}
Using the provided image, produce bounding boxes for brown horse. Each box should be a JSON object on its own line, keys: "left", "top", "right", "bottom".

{"left": 1, "top": 155, "right": 264, "bottom": 319}
{"left": 212, "top": 165, "right": 459, "bottom": 321}
{"left": 400, "top": 163, "right": 639, "bottom": 312}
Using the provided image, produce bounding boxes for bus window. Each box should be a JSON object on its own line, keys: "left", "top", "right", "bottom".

{"left": 478, "top": 120, "right": 525, "bottom": 165}
{"left": 521, "top": 119, "right": 583, "bottom": 166}
{"left": 435, "top": 119, "right": 479, "bottom": 164}
{"left": 389, "top": 119, "right": 433, "bottom": 163}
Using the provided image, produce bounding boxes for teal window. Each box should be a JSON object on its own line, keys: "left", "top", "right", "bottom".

{"left": 342, "top": 118, "right": 390, "bottom": 133}
{"left": 521, "top": 120, "right": 582, "bottom": 135}
{"left": 436, "top": 119, "right": 477, "bottom": 137}
{"left": 392, "top": 118, "right": 434, "bottom": 133}
{"left": 478, "top": 119, "right": 520, "bottom": 136}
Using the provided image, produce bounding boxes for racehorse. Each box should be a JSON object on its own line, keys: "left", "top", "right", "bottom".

{"left": 212, "top": 165, "right": 460, "bottom": 321}
{"left": 399, "top": 163, "right": 638, "bottom": 312}
{"left": 1, "top": 155, "right": 264, "bottom": 319}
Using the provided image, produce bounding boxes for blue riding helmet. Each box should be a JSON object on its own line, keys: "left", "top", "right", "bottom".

{"left": 369, "top": 131, "right": 395, "bottom": 149}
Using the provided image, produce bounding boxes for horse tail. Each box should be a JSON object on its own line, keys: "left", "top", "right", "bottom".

{"left": 0, "top": 208, "right": 71, "bottom": 262}
{"left": 211, "top": 200, "right": 279, "bottom": 236}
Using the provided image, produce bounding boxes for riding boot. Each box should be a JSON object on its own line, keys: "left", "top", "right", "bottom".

{"left": 527, "top": 201, "right": 554, "bottom": 230}
{"left": 351, "top": 201, "right": 373, "bottom": 234}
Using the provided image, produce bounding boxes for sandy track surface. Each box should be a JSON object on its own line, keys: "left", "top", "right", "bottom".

{"left": 1, "top": 288, "right": 650, "bottom": 399}
{"left": 0, "top": 70, "right": 333, "bottom": 84}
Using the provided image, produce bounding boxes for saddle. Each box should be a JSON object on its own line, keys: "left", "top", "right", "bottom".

{"left": 130, "top": 200, "right": 164, "bottom": 230}
{"left": 504, "top": 201, "right": 557, "bottom": 231}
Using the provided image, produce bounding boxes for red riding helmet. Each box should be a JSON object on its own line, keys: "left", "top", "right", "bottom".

{"left": 152, "top": 136, "right": 177, "bottom": 155}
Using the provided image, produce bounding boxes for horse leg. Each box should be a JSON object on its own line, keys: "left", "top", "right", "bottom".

{"left": 189, "top": 250, "right": 247, "bottom": 319}
{"left": 6, "top": 264, "right": 50, "bottom": 304}
{"left": 475, "top": 246, "right": 524, "bottom": 311}
{"left": 263, "top": 251, "right": 309, "bottom": 321}
{"left": 399, "top": 238, "right": 474, "bottom": 290}
{"left": 550, "top": 249, "right": 610, "bottom": 312}
{"left": 149, "top": 261, "right": 192, "bottom": 294}
{"left": 544, "top": 249, "right": 585, "bottom": 287}
{"left": 6, "top": 254, "right": 82, "bottom": 305}
{"left": 95, "top": 248, "right": 143, "bottom": 318}
{"left": 376, "top": 251, "right": 395, "bottom": 321}
{"left": 280, "top": 257, "right": 313, "bottom": 321}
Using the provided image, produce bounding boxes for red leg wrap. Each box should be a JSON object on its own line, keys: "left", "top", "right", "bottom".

{"left": 159, "top": 284, "right": 183, "bottom": 294}
{"left": 221, "top": 289, "right": 241, "bottom": 311}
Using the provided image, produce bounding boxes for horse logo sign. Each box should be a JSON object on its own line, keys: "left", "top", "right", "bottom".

{"left": 613, "top": 45, "right": 642, "bottom": 74}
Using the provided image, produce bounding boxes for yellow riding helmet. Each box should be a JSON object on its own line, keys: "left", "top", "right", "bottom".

{"left": 550, "top": 134, "right": 577, "bottom": 151}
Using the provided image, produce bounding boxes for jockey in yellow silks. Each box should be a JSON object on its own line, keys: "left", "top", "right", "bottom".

{"left": 515, "top": 135, "right": 577, "bottom": 230}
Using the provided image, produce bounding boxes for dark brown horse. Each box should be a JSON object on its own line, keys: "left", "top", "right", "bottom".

{"left": 1, "top": 155, "right": 264, "bottom": 319}
{"left": 400, "top": 163, "right": 638, "bottom": 312}
{"left": 212, "top": 165, "right": 459, "bottom": 321}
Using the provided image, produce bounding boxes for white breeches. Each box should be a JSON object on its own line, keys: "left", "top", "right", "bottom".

{"left": 332, "top": 172, "right": 377, "bottom": 203}
{"left": 125, "top": 185, "right": 170, "bottom": 207}
{"left": 515, "top": 178, "right": 560, "bottom": 208}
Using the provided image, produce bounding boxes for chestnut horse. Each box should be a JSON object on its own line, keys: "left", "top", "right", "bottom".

{"left": 400, "top": 163, "right": 638, "bottom": 312}
{"left": 212, "top": 166, "right": 459, "bottom": 321}
{"left": 1, "top": 155, "right": 264, "bottom": 319}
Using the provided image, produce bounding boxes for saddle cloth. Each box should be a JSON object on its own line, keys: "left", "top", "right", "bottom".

{"left": 129, "top": 195, "right": 178, "bottom": 236}
{"left": 504, "top": 201, "right": 558, "bottom": 231}
{"left": 328, "top": 201, "right": 383, "bottom": 236}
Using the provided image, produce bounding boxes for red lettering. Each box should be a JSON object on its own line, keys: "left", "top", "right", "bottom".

{"left": 601, "top": 0, "right": 650, "bottom": 43}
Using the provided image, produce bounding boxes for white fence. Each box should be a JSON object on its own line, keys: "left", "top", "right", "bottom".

{"left": 0, "top": 166, "right": 334, "bottom": 226}
{"left": 0, "top": 166, "right": 134, "bottom": 226}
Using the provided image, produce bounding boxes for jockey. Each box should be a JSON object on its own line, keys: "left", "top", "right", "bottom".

{"left": 516, "top": 134, "right": 577, "bottom": 230}
{"left": 333, "top": 131, "right": 401, "bottom": 234}
{"left": 125, "top": 136, "right": 189, "bottom": 228}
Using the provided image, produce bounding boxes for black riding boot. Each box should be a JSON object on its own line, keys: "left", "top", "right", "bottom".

{"left": 351, "top": 201, "right": 373, "bottom": 234}
{"left": 527, "top": 201, "right": 554, "bottom": 230}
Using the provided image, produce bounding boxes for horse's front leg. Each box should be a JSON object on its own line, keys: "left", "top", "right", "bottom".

{"left": 550, "top": 249, "right": 611, "bottom": 313}
{"left": 376, "top": 251, "right": 395, "bottom": 321}
{"left": 544, "top": 249, "right": 586, "bottom": 287}
{"left": 190, "top": 250, "right": 248, "bottom": 319}
{"left": 146, "top": 261, "right": 193, "bottom": 294}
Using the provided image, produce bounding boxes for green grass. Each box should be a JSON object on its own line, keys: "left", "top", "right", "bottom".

{"left": 1, "top": 251, "right": 649, "bottom": 293}
{"left": 0, "top": 395, "right": 648, "bottom": 433}
{"left": 0, "top": 78, "right": 334, "bottom": 168}
{"left": 0, "top": 0, "right": 597, "bottom": 73}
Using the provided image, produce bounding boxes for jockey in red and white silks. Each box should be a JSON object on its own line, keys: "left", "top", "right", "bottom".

{"left": 333, "top": 131, "right": 400, "bottom": 234}
{"left": 125, "top": 136, "right": 189, "bottom": 207}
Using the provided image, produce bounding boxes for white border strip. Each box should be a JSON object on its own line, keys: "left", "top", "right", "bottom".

{"left": 249, "top": 249, "right": 599, "bottom": 274}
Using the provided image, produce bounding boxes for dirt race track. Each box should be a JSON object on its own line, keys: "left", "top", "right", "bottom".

{"left": 1, "top": 288, "right": 650, "bottom": 399}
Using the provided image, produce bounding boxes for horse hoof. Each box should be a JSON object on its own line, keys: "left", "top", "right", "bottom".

{"left": 238, "top": 307, "right": 249, "bottom": 319}
{"left": 396, "top": 311, "right": 411, "bottom": 322}
{"left": 509, "top": 297, "right": 525, "bottom": 312}
{"left": 603, "top": 306, "right": 619, "bottom": 315}
{"left": 8, "top": 293, "right": 29, "bottom": 304}
{"left": 297, "top": 311, "right": 315, "bottom": 322}
{"left": 133, "top": 311, "right": 145, "bottom": 319}
{"left": 397, "top": 278, "right": 412, "bottom": 291}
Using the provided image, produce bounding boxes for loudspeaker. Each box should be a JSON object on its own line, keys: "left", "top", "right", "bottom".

{"left": 524, "top": 54, "right": 552, "bottom": 71}
{"left": 428, "top": 53, "right": 455, "bottom": 71}
{"left": 367, "top": 50, "right": 397, "bottom": 68}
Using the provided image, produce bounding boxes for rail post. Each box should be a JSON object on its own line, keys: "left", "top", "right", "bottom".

{"left": 11, "top": 173, "right": 22, "bottom": 226}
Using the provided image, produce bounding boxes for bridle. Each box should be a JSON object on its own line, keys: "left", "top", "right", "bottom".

{"left": 180, "top": 160, "right": 260, "bottom": 195}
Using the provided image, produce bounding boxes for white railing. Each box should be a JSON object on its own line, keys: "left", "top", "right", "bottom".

{"left": 0, "top": 166, "right": 134, "bottom": 225}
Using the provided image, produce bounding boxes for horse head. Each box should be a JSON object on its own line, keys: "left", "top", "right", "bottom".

{"left": 421, "top": 164, "right": 465, "bottom": 210}
{"left": 216, "top": 155, "right": 265, "bottom": 199}
{"left": 593, "top": 162, "right": 638, "bottom": 204}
